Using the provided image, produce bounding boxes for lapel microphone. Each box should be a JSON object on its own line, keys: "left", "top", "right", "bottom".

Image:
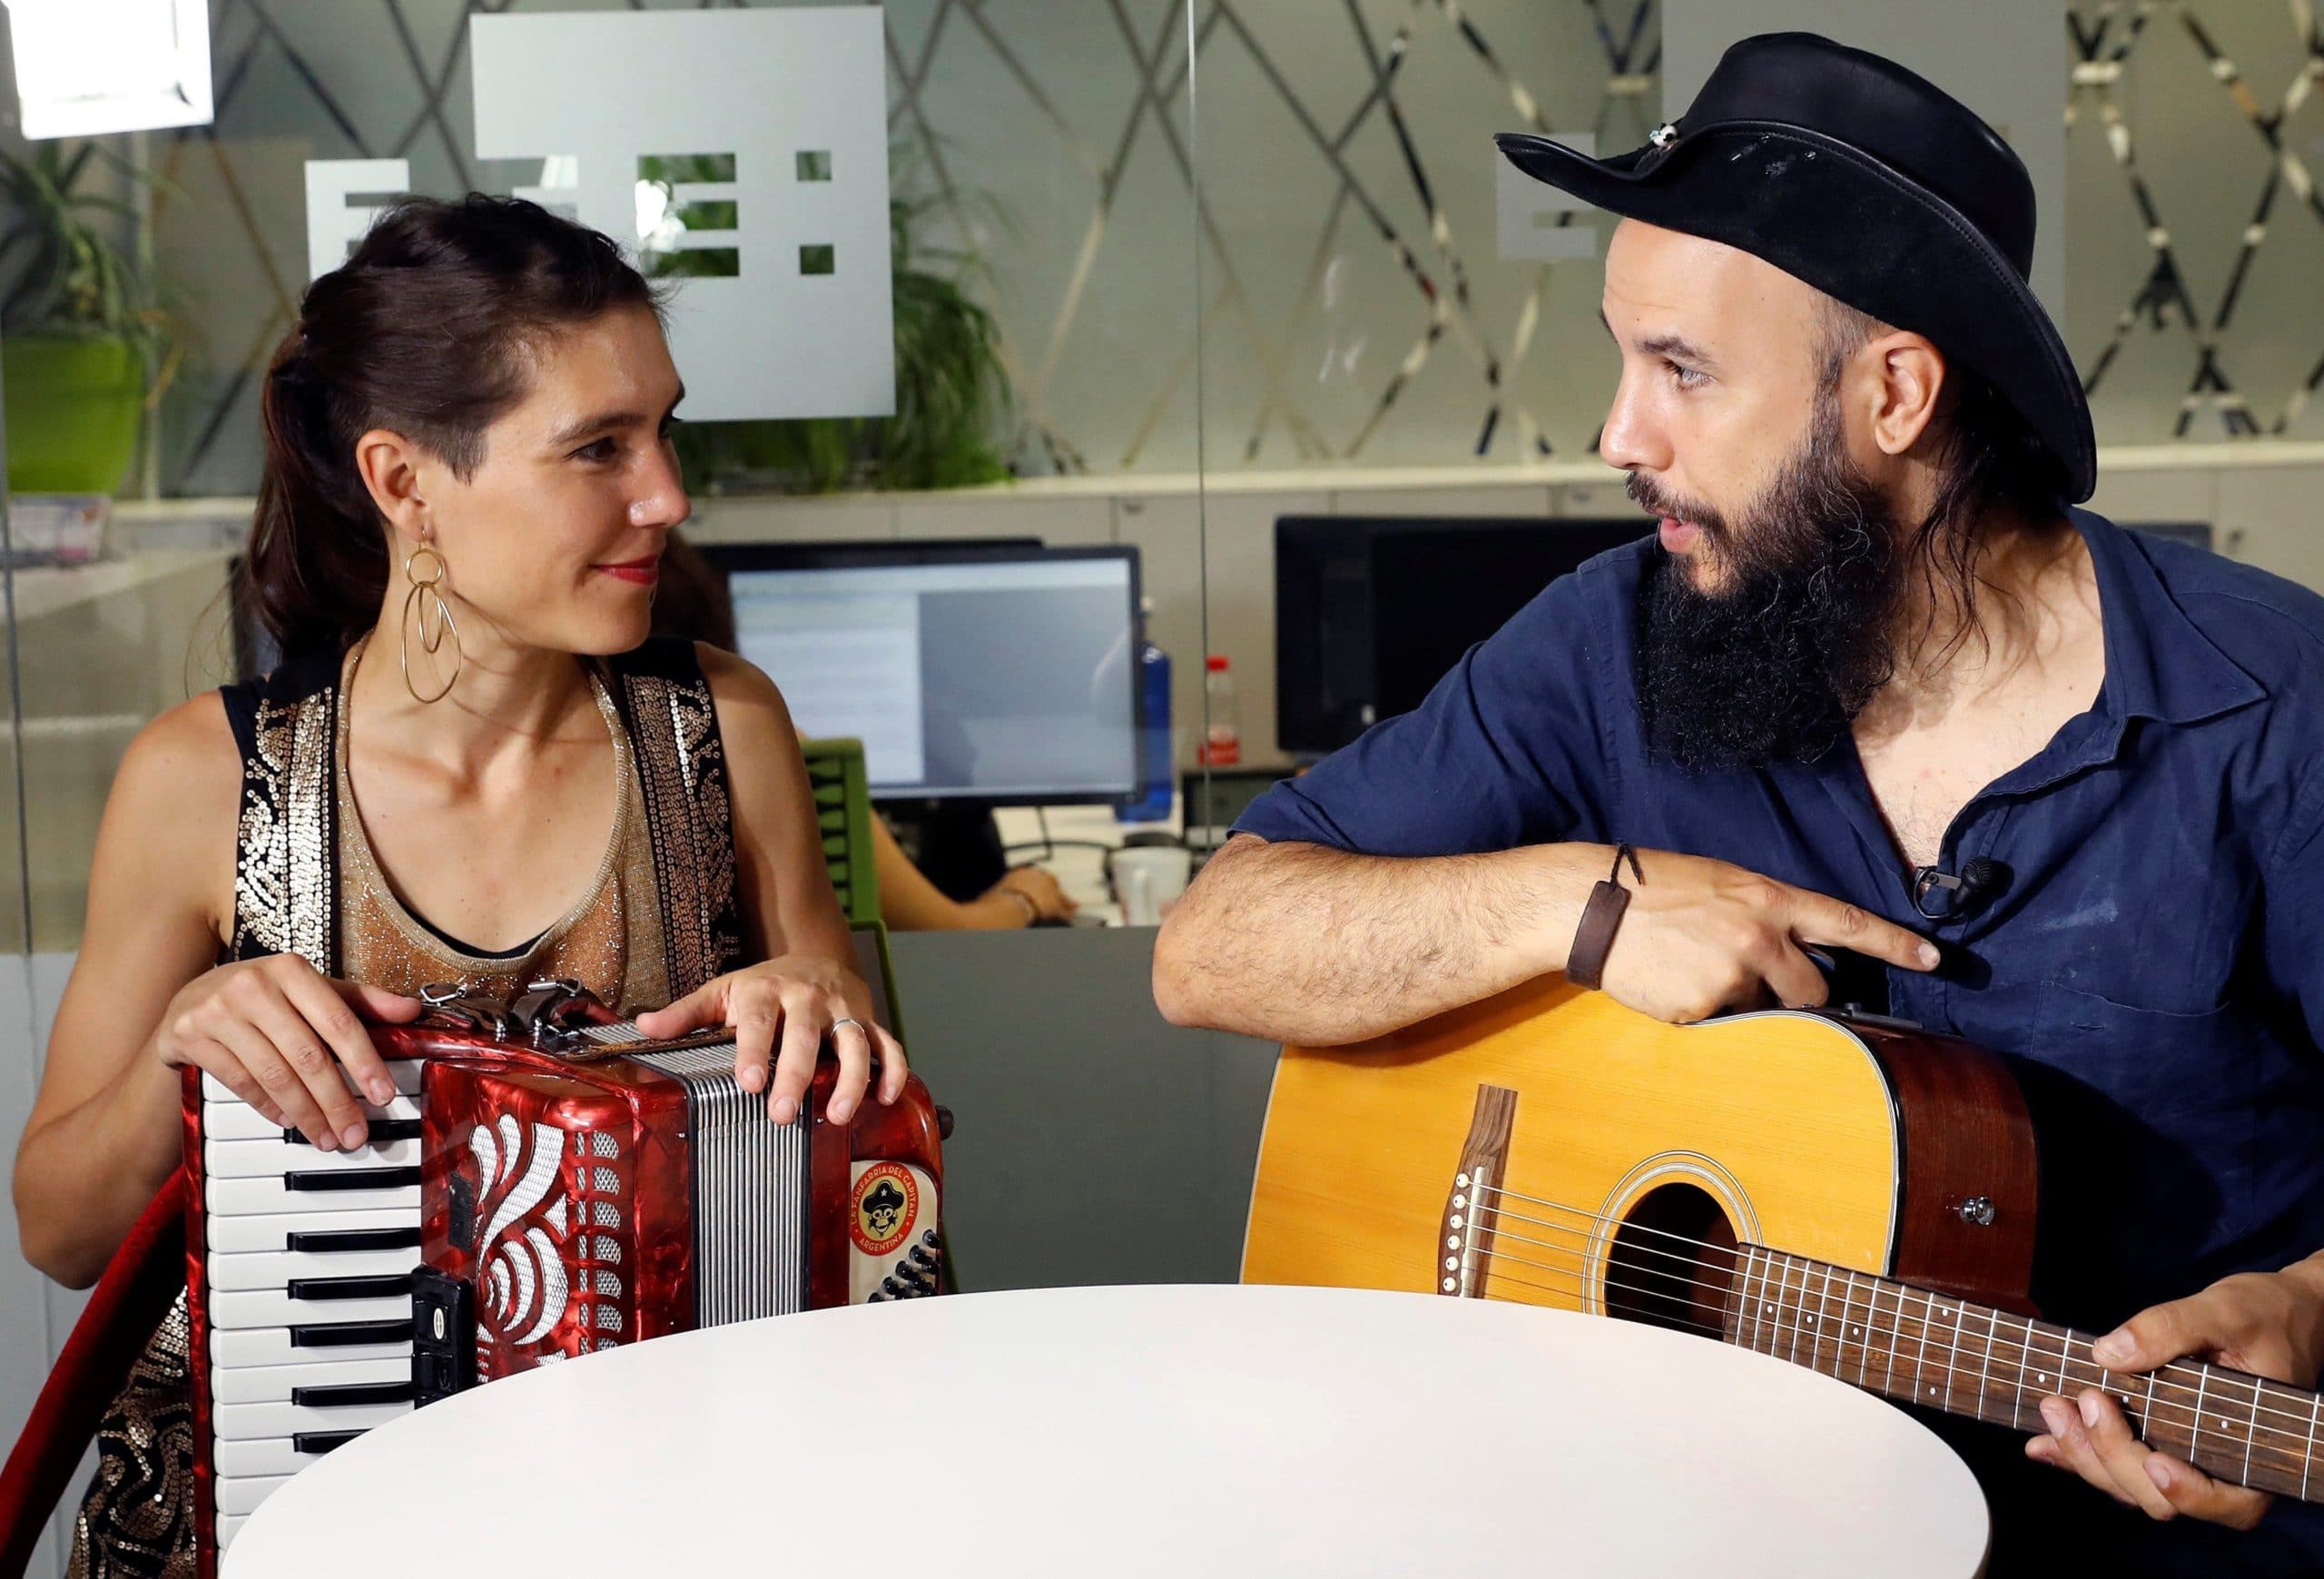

{"left": 1911, "top": 856, "right": 2011, "bottom": 923}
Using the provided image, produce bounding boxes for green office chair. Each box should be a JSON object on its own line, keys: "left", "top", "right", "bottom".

{"left": 801, "top": 736, "right": 879, "bottom": 925}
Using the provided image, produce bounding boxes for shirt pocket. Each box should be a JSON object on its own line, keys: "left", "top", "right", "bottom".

{"left": 2023, "top": 982, "right": 2252, "bottom": 1303}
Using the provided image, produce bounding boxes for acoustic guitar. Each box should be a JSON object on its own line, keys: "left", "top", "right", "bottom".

{"left": 1244, "top": 979, "right": 2324, "bottom": 1503}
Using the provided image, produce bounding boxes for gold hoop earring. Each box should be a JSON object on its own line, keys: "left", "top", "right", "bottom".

{"left": 400, "top": 544, "right": 462, "bottom": 704}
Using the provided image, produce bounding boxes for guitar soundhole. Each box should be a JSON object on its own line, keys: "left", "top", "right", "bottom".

{"left": 1604, "top": 1183, "right": 1737, "bottom": 1337}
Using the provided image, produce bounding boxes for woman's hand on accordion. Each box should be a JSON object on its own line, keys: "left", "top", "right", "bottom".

{"left": 153, "top": 955, "right": 425, "bottom": 1150}
{"left": 634, "top": 955, "right": 907, "bottom": 1126}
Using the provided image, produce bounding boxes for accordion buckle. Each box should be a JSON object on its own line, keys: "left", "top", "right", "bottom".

{"left": 417, "top": 982, "right": 517, "bottom": 1041}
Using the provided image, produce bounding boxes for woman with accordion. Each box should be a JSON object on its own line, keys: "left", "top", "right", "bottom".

{"left": 13, "top": 195, "right": 904, "bottom": 1574}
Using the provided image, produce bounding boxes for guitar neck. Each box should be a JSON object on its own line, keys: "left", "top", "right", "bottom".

{"left": 1723, "top": 1246, "right": 2324, "bottom": 1501}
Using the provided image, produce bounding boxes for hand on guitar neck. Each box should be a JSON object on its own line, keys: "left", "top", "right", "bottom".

{"left": 1157, "top": 836, "right": 1941, "bottom": 1043}
{"left": 2028, "top": 1258, "right": 2324, "bottom": 1530}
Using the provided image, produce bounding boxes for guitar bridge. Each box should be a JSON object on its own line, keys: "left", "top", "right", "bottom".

{"left": 1442, "top": 1084, "right": 1516, "bottom": 1298}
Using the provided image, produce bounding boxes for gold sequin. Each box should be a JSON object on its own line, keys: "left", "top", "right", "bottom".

{"left": 228, "top": 687, "right": 335, "bottom": 972}
{"left": 69, "top": 1290, "right": 194, "bottom": 1578}
{"left": 624, "top": 670, "right": 741, "bottom": 992}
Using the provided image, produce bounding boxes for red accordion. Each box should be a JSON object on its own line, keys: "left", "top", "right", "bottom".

{"left": 182, "top": 977, "right": 945, "bottom": 1575}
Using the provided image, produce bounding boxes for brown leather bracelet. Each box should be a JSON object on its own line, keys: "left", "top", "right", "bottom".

{"left": 1566, "top": 844, "right": 1644, "bottom": 990}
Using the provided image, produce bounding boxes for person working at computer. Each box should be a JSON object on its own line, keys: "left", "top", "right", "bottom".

{"left": 655, "top": 535, "right": 1078, "bottom": 930}
{"left": 1157, "top": 34, "right": 2324, "bottom": 1574}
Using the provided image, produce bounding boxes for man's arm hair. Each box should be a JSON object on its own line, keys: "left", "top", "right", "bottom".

{"left": 1152, "top": 833, "right": 1603, "bottom": 1045}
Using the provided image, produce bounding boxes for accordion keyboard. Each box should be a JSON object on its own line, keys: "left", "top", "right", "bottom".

{"left": 199, "top": 1060, "right": 426, "bottom": 1550}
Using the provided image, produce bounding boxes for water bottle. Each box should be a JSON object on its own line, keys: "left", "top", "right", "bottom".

{"left": 1200, "top": 653, "right": 1241, "bottom": 767}
{"left": 1123, "top": 597, "right": 1174, "bottom": 822}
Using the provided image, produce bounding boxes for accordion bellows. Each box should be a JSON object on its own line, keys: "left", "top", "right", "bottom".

{"left": 182, "top": 981, "right": 946, "bottom": 1577}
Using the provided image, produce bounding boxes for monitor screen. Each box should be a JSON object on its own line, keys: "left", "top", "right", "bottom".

{"left": 714, "top": 543, "right": 1141, "bottom": 804}
{"left": 1275, "top": 516, "right": 1648, "bottom": 755}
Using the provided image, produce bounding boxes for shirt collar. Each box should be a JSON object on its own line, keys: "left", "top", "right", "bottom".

{"left": 2074, "top": 507, "right": 2265, "bottom": 727}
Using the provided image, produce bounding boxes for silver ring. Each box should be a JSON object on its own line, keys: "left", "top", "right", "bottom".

{"left": 831, "top": 1017, "right": 868, "bottom": 1036}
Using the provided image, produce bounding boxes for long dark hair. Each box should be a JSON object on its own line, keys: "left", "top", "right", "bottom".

{"left": 242, "top": 194, "right": 663, "bottom": 657}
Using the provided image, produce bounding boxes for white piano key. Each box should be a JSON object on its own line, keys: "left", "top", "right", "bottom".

{"left": 210, "top": 1286, "right": 415, "bottom": 1331}
{"left": 214, "top": 1396, "right": 412, "bottom": 1442}
{"left": 217, "top": 1513, "right": 247, "bottom": 1548}
{"left": 211, "top": 1326, "right": 413, "bottom": 1369}
{"left": 213, "top": 1473, "right": 295, "bottom": 1516}
{"left": 213, "top": 1433, "right": 359, "bottom": 1477}
{"left": 203, "top": 1091, "right": 421, "bottom": 1140}
{"left": 204, "top": 1206, "right": 420, "bottom": 1255}
{"left": 204, "top": 1134, "right": 422, "bottom": 1177}
{"left": 208, "top": 1245, "right": 424, "bottom": 1291}
{"left": 203, "top": 1059, "right": 424, "bottom": 1104}
{"left": 212, "top": 1356, "right": 411, "bottom": 1404}
{"left": 205, "top": 1173, "right": 419, "bottom": 1217}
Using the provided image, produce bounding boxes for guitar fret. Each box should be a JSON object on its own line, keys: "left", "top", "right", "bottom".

{"left": 1821, "top": 1263, "right": 1843, "bottom": 1377}
{"left": 2007, "top": 1311, "right": 2026, "bottom": 1423}
{"left": 1918, "top": 1289, "right": 1942, "bottom": 1406}
{"left": 1976, "top": 1303, "right": 1999, "bottom": 1426}
{"left": 1809, "top": 1260, "right": 1834, "bottom": 1377}
{"left": 1775, "top": 1256, "right": 1794, "bottom": 1367}
{"left": 1846, "top": 1269, "right": 1868, "bottom": 1389}
{"left": 2306, "top": 1389, "right": 2319, "bottom": 1501}
{"left": 2193, "top": 1366, "right": 2211, "bottom": 1469}
{"left": 1747, "top": 1248, "right": 1766, "bottom": 1355}
{"left": 2247, "top": 1374, "right": 2264, "bottom": 1487}
{"left": 1761, "top": 1249, "right": 1778, "bottom": 1357}
{"left": 1879, "top": 1279, "right": 1899, "bottom": 1400}
{"left": 1942, "top": 1295, "right": 1965, "bottom": 1418}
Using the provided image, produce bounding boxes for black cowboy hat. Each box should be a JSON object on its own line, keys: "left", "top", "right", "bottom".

{"left": 1498, "top": 31, "right": 2095, "bottom": 504}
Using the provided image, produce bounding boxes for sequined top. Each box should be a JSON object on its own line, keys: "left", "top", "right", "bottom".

{"left": 72, "top": 637, "right": 741, "bottom": 1579}
{"left": 331, "top": 639, "right": 673, "bottom": 1015}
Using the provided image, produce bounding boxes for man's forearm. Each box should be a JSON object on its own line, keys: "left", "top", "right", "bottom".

{"left": 1153, "top": 834, "right": 1609, "bottom": 1044}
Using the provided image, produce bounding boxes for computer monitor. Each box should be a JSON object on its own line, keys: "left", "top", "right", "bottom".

{"left": 706, "top": 540, "right": 1141, "bottom": 804}
{"left": 1275, "top": 516, "right": 1649, "bottom": 755}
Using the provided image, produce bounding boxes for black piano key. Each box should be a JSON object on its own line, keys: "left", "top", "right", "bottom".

{"left": 285, "top": 1226, "right": 422, "bottom": 1253}
{"left": 290, "top": 1380, "right": 416, "bottom": 1408}
{"left": 286, "top": 1274, "right": 414, "bottom": 1302}
{"left": 282, "top": 1119, "right": 423, "bottom": 1145}
{"left": 293, "top": 1430, "right": 364, "bottom": 1456}
{"left": 285, "top": 1166, "right": 421, "bottom": 1193}
{"left": 290, "top": 1319, "right": 411, "bottom": 1348}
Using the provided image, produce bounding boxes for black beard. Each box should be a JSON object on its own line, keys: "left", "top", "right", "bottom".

{"left": 1634, "top": 401, "right": 1903, "bottom": 771}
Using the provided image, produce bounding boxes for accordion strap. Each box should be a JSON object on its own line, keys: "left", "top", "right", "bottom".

{"left": 219, "top": 646, "right": 345, "bottom": 973}
{"left": 606, "top": 638, "right": 744, "bottom": 997}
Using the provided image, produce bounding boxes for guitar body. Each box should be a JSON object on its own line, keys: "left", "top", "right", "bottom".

{"left": 1245, "top": 979, "right": 2039, "bottom": 1320}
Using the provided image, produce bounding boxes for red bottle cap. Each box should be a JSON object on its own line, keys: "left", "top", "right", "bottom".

{"left": 1206, "top": 655, "right": 1229, "bottom": 671}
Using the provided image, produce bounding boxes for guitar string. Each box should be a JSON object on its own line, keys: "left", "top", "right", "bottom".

{"left": 1458, "top": 1183, "right": 2324, "bottom": 1440}
{"left": 1467, "top": 1186, "right": 2323, "bottom": 1438}
{"left": 1469, "top": 1238, "right": 2317, "bottom": 1461}
{"left": 1471, "top": 1256, "right": 2314, "bottom": 1487}
{"left": 1467, "top": 1177, "right": 2308, "bottom": 1418}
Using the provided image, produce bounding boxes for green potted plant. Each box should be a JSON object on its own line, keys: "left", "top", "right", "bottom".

{"left": 0, "top": 140, "right": 178, "bottom": 497}
{"left": 643, "top": 153, "right": 1014, "bottom": 494}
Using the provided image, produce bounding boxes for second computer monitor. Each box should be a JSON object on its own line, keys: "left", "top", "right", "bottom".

{"left": 708, "top": 540, "right": 1141, "bottom": 804}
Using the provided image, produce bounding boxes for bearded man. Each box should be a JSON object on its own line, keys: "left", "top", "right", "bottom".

{"left": 1156, "top": 32, "right": 2324, "bottom": 1574}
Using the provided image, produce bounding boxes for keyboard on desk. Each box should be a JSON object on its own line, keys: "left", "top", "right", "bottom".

{"left": 191, "top": 1057, "right": 425, "bottom": 1552}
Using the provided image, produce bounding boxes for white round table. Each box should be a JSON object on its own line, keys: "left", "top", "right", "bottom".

{"left": 226, "top": 1283, "right": 1988, "bottom": 1577}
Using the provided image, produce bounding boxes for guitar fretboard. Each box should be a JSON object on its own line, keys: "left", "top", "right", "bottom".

{"left": 1722, "top": 1246, "right": 2324, "bottom": 1500}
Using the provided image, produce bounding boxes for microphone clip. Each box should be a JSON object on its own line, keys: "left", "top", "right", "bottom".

{"left": 1910, "top": 856, "right": 2010, "bottom": 923}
